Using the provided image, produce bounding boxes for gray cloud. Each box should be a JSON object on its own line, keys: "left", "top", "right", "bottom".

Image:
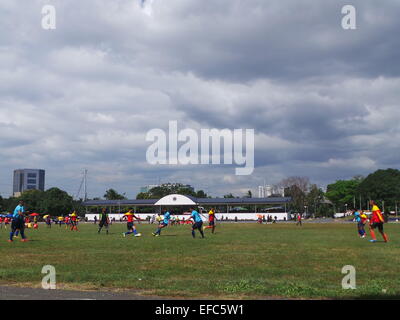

{"left": 0, "top": 0, "right": 399, "bottom": 198}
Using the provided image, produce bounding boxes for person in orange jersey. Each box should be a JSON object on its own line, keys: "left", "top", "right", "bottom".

{"left": 122, "top": 209, "right": 142, "bottom": 237}
{"left": 203, "top": 208, "right": 217, "bottom": 233}
{"left": 369, "top": 200, "right": 388, "bottom": 243}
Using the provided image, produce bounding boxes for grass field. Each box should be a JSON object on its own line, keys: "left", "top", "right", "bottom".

{"left": 0, "top": 222, "right": 399, "bottom": 299}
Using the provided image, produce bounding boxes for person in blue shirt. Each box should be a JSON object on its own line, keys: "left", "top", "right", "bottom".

{"left": 8, "top": 200, "right": 28, "bottom": 242}
{"left": 152, "top": 209, "right": 171, "bottom": 237}
{"left": 354, "top": 209, "right": 366, "bottom": 238}
{"left": 190, "top": 207, "right": 205, "bottom": 238}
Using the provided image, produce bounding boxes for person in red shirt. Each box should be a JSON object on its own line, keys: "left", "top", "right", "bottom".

{"left": 203, "top": 208, "right": 217, "bottom": 234}
{"left": 5, "top": 217, "right": 11, "bottom": 229}
{"left": 122, "top": 209, "right": 142, "bottom": 237}
{"left": 70, "top": 212, "right": 79, "bottom": 231}
{"left": 64, "top": 216, "right": 70, "bottom": 229}
{"left": 296, "top": 213, "right": 302, "bottom": 226}
{"left": 369, "top": 200, "right": 388, "bottom": 243}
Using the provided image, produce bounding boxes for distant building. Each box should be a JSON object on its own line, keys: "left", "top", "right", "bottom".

{"left": 258, "top": 186, "right": 265, "bottom": 198}
{"left": 13, "top": 169, "right": 45, "bottom": 197}
{"left": 258, "top": 185, "right": 284, "bottom": 198}
{"left": 265, "top": 185, "right": 273, "bottom": 197}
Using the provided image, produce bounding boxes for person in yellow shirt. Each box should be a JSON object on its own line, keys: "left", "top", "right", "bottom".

{"left": 70, "top": 211, "right": 79, "bottom": 231}
{"left": 203, "top": 208, "right": 216, "bottom": 234}
{"left": 58, "top": 216, "right": 63, "bottom": 228}
{"left": 369, "top": 201, "right": 388, "bottom": 243}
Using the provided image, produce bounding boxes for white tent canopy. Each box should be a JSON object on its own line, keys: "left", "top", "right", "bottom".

{"left": 154, "top": 194, "right": 197, "bottom": 206}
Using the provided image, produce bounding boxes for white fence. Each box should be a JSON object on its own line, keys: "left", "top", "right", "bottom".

{"left": 85, "top": 212, "right": 290, "bottom": 222}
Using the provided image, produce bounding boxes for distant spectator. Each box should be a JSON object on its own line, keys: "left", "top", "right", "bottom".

{"left": 296, "top": 213, "right": 302, "bottom": 226}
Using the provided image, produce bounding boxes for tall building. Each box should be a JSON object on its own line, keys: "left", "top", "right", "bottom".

{"left": 258, "top": 185, "right": 285, "bottom": 198}
{"left": 265, "top": 185, "right": 273, "bottom": 197}
{"left": 258, "top": 186, "right": 265, "bottom": 198}
{"left": 13, "top": 169, "right": 45, "bottom": 197}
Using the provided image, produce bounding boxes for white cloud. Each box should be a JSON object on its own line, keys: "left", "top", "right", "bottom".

{"left": 0, "top": 0, "right": 399, "bottom": 198}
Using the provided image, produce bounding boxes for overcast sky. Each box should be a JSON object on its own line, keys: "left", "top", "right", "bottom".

{"left": 0, "top": 0, "right": 399, "bottom": 198}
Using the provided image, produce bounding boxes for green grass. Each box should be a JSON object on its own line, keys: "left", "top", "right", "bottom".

{"left": 0, "top": 222, "right": 399, "bottom": 299}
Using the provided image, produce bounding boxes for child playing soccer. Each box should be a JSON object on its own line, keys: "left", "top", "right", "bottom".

{"left": 70, "top": 212, "right": 79, "bottom": 231}
{"left": 98, "top": 208, "right": 110, "bottom": 234}
{"left": 8, "top": 201, "right": 28, "bottom": 242}
{"left": 122, "top": 209, "right": 142, "bottom": 237}
{"left": 189, "top": 207, "right": 205, "bottom": 239}
{"left": 369, "top": 200, "right": 389, "bottom": 243}
{"left": 354, "top": 209, "right": 366, "bottom": 238}
{"left": 203, "top": 208, "right": 216, "bottom": 234}
{"left": 152, "top": 209, "right": 171, "bottom": 236}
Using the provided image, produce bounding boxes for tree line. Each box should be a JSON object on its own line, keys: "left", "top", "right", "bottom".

{"left": 2, "top": 168, "right": 399, "bottom": 217}
{"left": 278, "top": 168, "right": 400, "bottom": 216}
{"left": 0, "top": 188, "right": 83, "bottom": 216}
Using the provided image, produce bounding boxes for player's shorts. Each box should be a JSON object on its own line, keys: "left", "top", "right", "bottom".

{"left": 161, "top": 222, "right": 168, "bottom": 227}
{"left": 127, "top": 222, "right": 134, "bottom": 230}
{"left": 11, "top": 219, "right": 24, "bottom": 231}
{"left": 99, "top": 221, "right": 108, "bottom": 228}
{"left": 209, "top": 221, "right": 215, "bottom": 226}
{"left": 370, "top": 222, "right": 384, "bottom": 232}
{"left": 192, "top": 221, "right": 203, "bottom": 230}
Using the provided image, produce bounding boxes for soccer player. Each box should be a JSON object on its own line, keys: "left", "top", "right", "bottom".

{"left": 369, "top": 200, "right": 389, "bottom": 243}
{"left": 45, "top": 215, "right": 52, "bottom": 228}
{"left": 353, "top": 209, "right": 366, "bottom": 238}
{"left": 122, "top": 209, "right": 142, "bottom": 237}
{"left": 203, "top": 208, "right": 216, "bottom": 234}
{"left": 152, "top": 209, "right": 171, "bottom": 237}
{"left": 98, "top": 208, "right": 110, "bottom": 234}
{"left": 70, "top": 212, "right": 79, "bottom": 231}
{"left": 8, "top": 201, "right": 28, "bottom": 242}
{"left": 360, "top": 210, "right": 368, "bottom": 236}
{"left": 64, "top": 215, "right": 70, "bottom": 229}
{"left": 57, "top": 216, "right": 63, "bottom": 227}
{"left": 190, "top": 207, "right": 205, "bottom": 238}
